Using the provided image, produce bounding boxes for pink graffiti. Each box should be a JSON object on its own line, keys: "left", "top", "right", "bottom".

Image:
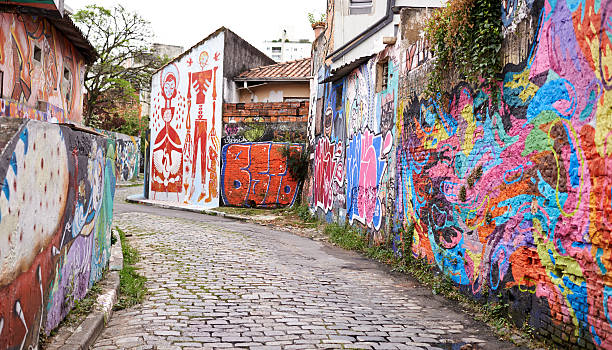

{"left": 313, "top": 138, "right": 343, "bottom": 212}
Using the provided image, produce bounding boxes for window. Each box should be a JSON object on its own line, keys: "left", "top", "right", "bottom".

{"left": 350, "top": 0, "right": 372, "bottom": 15}
{"left": 334, "top": 84, "right": 343, "bottom": 111}
{"left": 272, "top": 46, "right": 281, "bottom": 53}
{"left": 376, "top": 59, "right": 389, "bottom": 92}
{"left": 62, "top": 64, "right": 72, "bottom": 104}
{"left": 33, "top": 45, "right": 42, "bottom": 62}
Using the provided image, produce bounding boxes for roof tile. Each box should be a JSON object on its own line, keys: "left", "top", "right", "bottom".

{"left": 236, "top": 57, "right": 311, "bottom": 80}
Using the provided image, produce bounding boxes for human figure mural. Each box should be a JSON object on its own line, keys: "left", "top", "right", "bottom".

{"left": 149, "top": 40, "right": 222, "bottom": 207}
{"left": 151, "top": 63, "right": 183, "bottom": 200}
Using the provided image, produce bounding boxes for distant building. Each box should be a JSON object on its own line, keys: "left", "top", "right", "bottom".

{"left": 232, "top": 57, "right": 311, "bottom": 103}
{"left": 152, "top": 43, "right": 183, "bottom": 60}
{"left": 261, "top": 30, "right": 311, "bottom": 62}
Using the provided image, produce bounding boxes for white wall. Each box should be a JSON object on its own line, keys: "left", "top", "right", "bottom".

{"left": 149, "top": 31, "right": 224, "bottom": 208}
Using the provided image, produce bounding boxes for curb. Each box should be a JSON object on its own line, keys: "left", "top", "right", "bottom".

{"left": 126, "top": 194, "right": 249, "bottom": 222}
{"left": 55, "top": 231, "right": 123, "bottom": 350}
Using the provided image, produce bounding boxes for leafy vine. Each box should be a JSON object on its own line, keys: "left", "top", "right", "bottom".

{"left": 425, "top": 0, "right": 502, "bottom": 95}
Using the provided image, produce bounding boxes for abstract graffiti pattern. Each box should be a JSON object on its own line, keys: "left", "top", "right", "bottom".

{"left": 308, "top": 0, "right": 612, "bottom": 347}
{"left": 0, "top": 118, "right": 115, "bottom": 348}
{"left": 149, "top": 33, "right": 223, "bottom": 208}
{"left": 0, "top": 13, "right": 84, "bottom": 123}
{"left": 221, "top": 142, "right": 303, "bottom": 208}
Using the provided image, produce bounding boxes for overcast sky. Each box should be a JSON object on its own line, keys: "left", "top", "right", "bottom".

{"left": 66, "top": 0, "right": 327, "bottom": 51}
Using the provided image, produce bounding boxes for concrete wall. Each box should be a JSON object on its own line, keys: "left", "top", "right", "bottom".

{"left": 308, "top": 0, "right": 612, "bottom": 348}
{"left": 221, "top": 102, "right": 308, "bottom": 208}
{"left": 0, "top": 12, "right": 86, "bottom": 124}
{"left": 0, "top": 117, "right": 116, "bottom": 349}
{"left": 238, "top": 82, "right": 310, "bottom": 103}
{"left": 149, "top": 31, "right": 224, "bottom": 208}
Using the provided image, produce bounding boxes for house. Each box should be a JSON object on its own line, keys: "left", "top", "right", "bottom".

{"left": 233, "top": 57, "right": 311, "bottom": 103}
{"left": 260, "top": 30, "right": 311, "bottom": 62}
{"left": 0, "top": 1, "right": 97, "bottom": 124}
{"left": 147, "top": 27, "right": 275, "bottom": 208}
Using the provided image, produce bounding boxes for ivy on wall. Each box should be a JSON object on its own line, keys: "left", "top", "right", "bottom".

{"left": 425, "top": 0, "right": 502, "bottom": 93}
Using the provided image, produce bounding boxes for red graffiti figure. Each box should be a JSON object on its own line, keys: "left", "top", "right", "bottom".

{"left": 151, "top": 64, "right": 183, "bottom": 197}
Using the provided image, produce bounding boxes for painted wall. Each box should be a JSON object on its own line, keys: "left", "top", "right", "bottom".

{"left": 0, "top": 117, "right": 115, "bottom": 349}
{"left": 0, "top": 13, "right": 85, "bottom": 124}
{"left": 238, "top": 82, "right": 309, "bottom": 103}
{"left": 149, "top": 32, "right": 224, "bottom": 208}
{"left": 308, "top": 0, "right": 612, "bottom": 347}
{"left": 221, "top": 142, "right": 303, "bottom": 208}
{"left": 221, "top": 102, "right": 308, "bottom": 208}
{"left": 98, "top": 130, "right": 141, "bottom": 182}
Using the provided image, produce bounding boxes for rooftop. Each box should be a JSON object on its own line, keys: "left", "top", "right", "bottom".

{"left": 235, "top": 57, "right": 311, "bottom": 82}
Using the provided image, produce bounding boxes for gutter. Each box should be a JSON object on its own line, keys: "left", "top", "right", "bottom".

{"left": 326, "top": 0, "right": 396, "bottom": 63}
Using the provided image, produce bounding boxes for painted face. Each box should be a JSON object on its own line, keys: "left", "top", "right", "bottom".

{"left": 199, "top": 51, "right": 209, "bottom": 69}
{"left": 162, "top": 75, "right": 176, "bottom": 100}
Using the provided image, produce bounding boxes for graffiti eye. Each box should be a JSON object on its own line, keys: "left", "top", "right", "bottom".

{"left": 284, "top": 185, "right": 291, "bottom": 194}
{"left": 233, "top": 180, "right": 241, "bottom": 189}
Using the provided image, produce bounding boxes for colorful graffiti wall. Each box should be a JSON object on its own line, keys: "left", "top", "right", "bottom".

{"left": 308, "top": 0, "right": 612, "bottom": 347}
{"left": 221, "top": 142, "right": 303, "bottom": 208}
{"left": 99, "top": 130, "right": 141, "bottom": 182}
{"left": 0, "top": 13, "right": 85, "bottom": 124}
{"left": 0, "top": 117, "right": 115, "bottom": 349}
{"left": 149, "top": 32, "right": 223, "bottom": 208}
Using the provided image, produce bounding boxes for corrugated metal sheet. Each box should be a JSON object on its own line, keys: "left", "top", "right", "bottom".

{"left": 235, "top": 57, "right": 311, "bottom": 81}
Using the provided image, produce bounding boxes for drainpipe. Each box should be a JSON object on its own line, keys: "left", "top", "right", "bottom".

{"left": 244, "top": 81, "right": 255, "bottom": 102}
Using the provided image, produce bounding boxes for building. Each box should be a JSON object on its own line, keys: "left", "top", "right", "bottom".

{"left": 0, "top": 1, "right": 97, "bottom": 124}
{"left": 261, "top": 30, "right": 311, "bottom": 62}
{"left": 147, "top": 27, "right": 275, "bottom": 208}
{"left": 233, "top": 57, "right": 311, "bottom": 103}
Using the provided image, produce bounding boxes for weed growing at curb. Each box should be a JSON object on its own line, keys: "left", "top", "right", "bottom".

{"left": 322, "top": 222, "right": 553, "bottom": 349}
{"left": 38, "top": 273, "right": 104, "bottom": 347}
{"left": 114, "top": 227, "right": 147, "bottom": 310}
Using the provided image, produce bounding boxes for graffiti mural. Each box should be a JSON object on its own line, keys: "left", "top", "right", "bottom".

{"left": 149, "top": 32, "right": 223, "bottom": 208}
{"left": 0, "top": 118, "right": 115, "bottom": 348}
{"left": 221, "top": 142, "right": 303, "bottom": 207}
{"left": 392, "top": 0, "right": 612, "bottom": 347}
{"left": 306, "top": 0, "right": 612, "bottom": 347}
{"left": 0, "top": 12, "right": 85, "bottom": 123}
{"left": 114, "top": 135, "right": 140, "bottom": 181}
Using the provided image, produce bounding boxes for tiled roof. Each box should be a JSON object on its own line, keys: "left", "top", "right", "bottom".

{"left": 235, "top": 57, "right": 311, "bottom": 81}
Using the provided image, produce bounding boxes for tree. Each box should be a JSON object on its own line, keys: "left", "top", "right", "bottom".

{"left": 72, "top": 5, "right": 167, "bottom": 130}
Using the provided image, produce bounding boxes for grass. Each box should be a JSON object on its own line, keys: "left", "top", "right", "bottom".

{"left": 214, "top": 206, "right": 270, "bottom": 216}
{"left": 114, "top": 228, "right": 147, "bottom": 310}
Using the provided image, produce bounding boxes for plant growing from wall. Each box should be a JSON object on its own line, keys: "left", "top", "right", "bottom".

{"left": 424, "top": 0, "right": 502, "bottom": 94}
{"left": 281, "top": 145, "right": 309, "bottom": 204}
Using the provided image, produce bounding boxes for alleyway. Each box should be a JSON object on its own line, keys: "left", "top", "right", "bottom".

{"left": 92, "top": 188, "right": 519, "bottom": 350}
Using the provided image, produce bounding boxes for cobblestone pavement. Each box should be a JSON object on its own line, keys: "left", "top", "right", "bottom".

{"left": 93, "top": 191, "right": 519, "bottom": 350}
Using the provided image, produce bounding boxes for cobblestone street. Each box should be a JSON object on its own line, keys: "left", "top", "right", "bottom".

{"left": 92, "top": 188, "right": 519, "bottom": 350}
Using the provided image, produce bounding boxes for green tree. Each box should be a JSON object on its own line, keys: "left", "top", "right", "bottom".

{"left": 72, "top": 5, "right": 167, "bottom": 130}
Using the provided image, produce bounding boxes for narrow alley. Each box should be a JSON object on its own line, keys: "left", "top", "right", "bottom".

{"left": 91, "top": 187, "right": 518, "bottom": 350}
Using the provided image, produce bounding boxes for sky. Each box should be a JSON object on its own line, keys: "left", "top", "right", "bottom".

{"left": 65, "top": 0, "right": 327, "bottom": 52}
